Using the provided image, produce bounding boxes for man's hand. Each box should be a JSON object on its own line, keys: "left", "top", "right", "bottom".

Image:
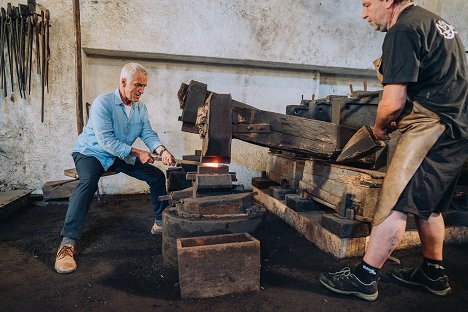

{"left": 373, "top": 84, "right": 407, "bottom": 140}
{"left": 131, "top": 148, "right": 157, "bottom": 164}
{"left": 161, "top": 150, "right": 176, "bottom": 166}
{"left": 373, "top": 121, "right": 397, "bottom": 140}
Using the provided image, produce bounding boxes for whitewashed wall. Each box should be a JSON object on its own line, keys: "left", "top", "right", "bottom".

{"left": 0, "top": 0, "right": 465, "bottom": 194}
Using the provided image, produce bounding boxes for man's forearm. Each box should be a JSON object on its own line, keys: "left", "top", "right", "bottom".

{"left": 130, "top": 147, "right": 145, "bottom": 157}
{"left": 374, "top": 100, "right": 403, "bottom": 130}
{"left": 375, "top": 84, "right": 408, "bottom": 130}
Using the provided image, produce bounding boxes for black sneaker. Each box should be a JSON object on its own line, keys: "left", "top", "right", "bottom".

{"left": 319, "top": 267, "right": 378, "bottom": 301}
{"left": 392, "top": 267, "right": 452, "bottom": 296}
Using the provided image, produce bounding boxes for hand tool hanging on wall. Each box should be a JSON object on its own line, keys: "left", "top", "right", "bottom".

{"left": 0, "top": 1, "right": 51, "bottom": 122}
{"left": 0, "top": 8, "right": 6, "bottom": 96}
{"left": 27, "top": 9, "right": 33, "bottom": 94}
{"left": 40, "top": 9, "right": 45, "bottom": 122}
{"left": 18, "top": 4, "right": 30, "bottom": 97}
{"left": 3, "top": 7, "right": 14, "bottom": 94}
{"left": 8, "top": 3, "right": 23, "bottom": 98}
{"left": 34, "top": 12, "right": 40, "bottom": 75}
{"left": 45, "top": 9, "right": 49, "bottom": 92}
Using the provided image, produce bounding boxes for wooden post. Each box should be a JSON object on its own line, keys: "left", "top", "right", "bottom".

{"left": 73, "top": 0, "right": 84, "bottom": 134}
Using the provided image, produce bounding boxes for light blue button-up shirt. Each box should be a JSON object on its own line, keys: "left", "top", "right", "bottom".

{"left": 72, "top": 89, "right": 162, "bottom": 170}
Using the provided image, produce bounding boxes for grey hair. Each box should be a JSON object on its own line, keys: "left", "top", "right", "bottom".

{"left": 120, "top": 62, "right": 148, "bottom": 81}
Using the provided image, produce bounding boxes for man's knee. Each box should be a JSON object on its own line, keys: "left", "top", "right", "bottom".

{"left": 417, "top": 212, "right": 443, "bottom": 225}
{"left": 145, "top": 165, "right": 166, "bottom": 181}
{"left": 77, "top": 174, "right": 101, "bottom": 188}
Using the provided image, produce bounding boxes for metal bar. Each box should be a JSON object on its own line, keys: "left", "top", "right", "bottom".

{"left": 152, "top": 155, "right": 201, "bottom": 166}
{"left": 9, "top": 4, "right": 24, "bottom": 97}
{"left": 45, "top": 10, "right": 49, "bottom": 91}
{"left": 4, "top": 7, "right": 14, "bottom": 93}
{"left": 0, "top": 25, "right": 6, "bottom": 97}
{"left": 0, "top": 10, "right": 5, "bottom": 96}
{"left": 34, "top": 13, "right": 40, "bottom": 75}
{"left": 27, "top": 15, "right": 33, "bottom": 95}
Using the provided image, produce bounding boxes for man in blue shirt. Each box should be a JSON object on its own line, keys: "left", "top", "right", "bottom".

{"left": 55, "top": 62, "right": 175, "bottom": 274}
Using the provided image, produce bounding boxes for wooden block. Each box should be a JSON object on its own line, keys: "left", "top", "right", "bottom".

{"left": 42, "top": 179, "right": 79, "bottom": 201}
{"left": 177, "top": 233, "right": 260, "bottom": 299}
{"left": 321, "top": 213, "right": 371, "bottom": 238}
{"left": 201, "top": 93, "right": 232, "bottom": 162}
{"left": 285, "top": 194, "right": 322, "bottom": 212}
{"left": 443, "top": 211, "right": 468, "bottom": 227}
{"left": 266, "top": 153, "right": 305, "bottom": 188}
{"left": 64, "top": 168, "right": 79, "bottom": 179}
{"left": 180, "top": 193, "right": 253, "bottom": 216}
{"left": 269, "top": 186, "right": 296, "bottom": 200}
{"left": 299, "top": 159, "right": 384, "bottom": 220}
{"left": 180, "top": 81, "right": 207, "bottom": 125}
{"left": 253, "top": 187, "right": 368, "bottom": 258}
{"left": 0, "top": 190, "right": 33, "bottom": 220}
{"left": 251, "top": 177, "right": 279, "bottom": 189}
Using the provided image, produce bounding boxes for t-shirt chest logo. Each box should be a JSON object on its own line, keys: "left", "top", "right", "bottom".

{"left": 435, "top": 20, "right": 456, "bottom": 39}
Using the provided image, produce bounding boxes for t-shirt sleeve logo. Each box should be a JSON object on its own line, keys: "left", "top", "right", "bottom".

{"left": 435, "top": 20, "right": 457, "bottom": 39}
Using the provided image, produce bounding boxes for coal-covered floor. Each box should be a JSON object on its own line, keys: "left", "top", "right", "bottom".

{"left": 0, "top": 194, "right": 467, "bottom": 312}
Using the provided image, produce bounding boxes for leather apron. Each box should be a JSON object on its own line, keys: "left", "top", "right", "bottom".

{"left": 372, "top": 58, "right": 446, "bottom": 225}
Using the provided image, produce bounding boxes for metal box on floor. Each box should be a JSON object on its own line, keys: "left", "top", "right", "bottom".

{"left": 177, "top": 233, "right": 260, "bottom": 299}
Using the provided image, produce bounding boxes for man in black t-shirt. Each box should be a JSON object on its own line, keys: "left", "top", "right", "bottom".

{"left": 319, "top": 0, "right": 468, "bottom": 301}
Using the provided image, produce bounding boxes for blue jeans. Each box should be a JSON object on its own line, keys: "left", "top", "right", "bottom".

{"left": 60, "top": 152, "right": 168, "bottom": 240}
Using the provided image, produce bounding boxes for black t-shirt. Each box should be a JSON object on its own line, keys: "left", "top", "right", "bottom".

{"left": 380, "top": 5, "right": 468, "bottom": 139}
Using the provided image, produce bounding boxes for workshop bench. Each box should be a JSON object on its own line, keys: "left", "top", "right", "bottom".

{"left": 64, "top": 168, "right": 117, "bottom": 200}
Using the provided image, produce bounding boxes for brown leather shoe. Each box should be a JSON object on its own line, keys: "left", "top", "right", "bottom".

{"left": 54, "top": 244, "right": 77, "bottom": 274}
{"left": 151, "top": 223, "right": 163, "bottom": 234}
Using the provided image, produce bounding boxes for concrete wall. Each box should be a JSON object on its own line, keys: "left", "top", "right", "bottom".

{"left": 0, "top": 0, "right": 466, "bottom": 194}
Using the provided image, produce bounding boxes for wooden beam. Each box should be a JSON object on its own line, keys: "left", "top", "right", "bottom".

{"left": 179, "top": 81, "right": 357, "bottom": 159}
{"left": 73, "top": 0, "right": 84, "bottom": 134}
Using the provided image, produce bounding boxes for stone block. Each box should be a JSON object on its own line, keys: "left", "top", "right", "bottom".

{"left": 269, "top": 186, "right": 296, "bottom": 200}
{"left": 321, "top": 213, "right": 371, "bottom": 238}
{"left": 177, "top": 233, "right": 260, "bottom": 299}
{"left": 285, "top": 194, "right": 322, "bottom": 212}
{"left": 251, "top": 177, "right": 279, "bottom": 189}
